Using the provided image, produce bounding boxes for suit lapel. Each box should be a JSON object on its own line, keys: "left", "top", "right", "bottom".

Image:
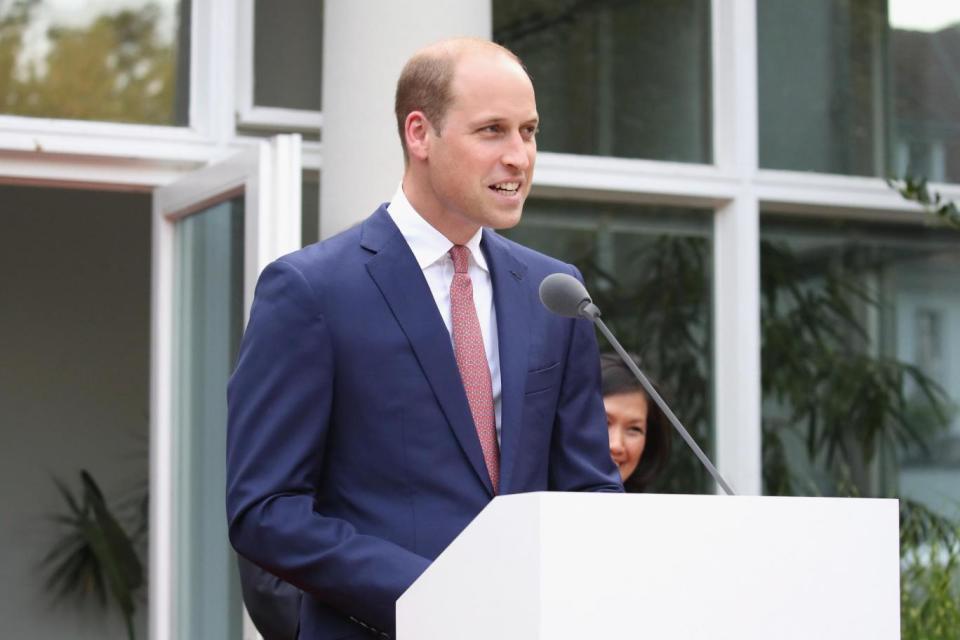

{"left": 482, "top": 230, "right": 530, "bottom": 494}
{"left": 362, "top": 209, "right": 494, "bottom": 495}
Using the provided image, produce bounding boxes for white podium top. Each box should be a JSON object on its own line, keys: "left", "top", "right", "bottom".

{"left": 397, "top": 492, "right": 899, "bottom": 640}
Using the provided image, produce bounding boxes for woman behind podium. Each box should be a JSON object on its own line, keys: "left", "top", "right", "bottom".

{"left": 600, "top": 353, "right": 672, "bottom": 492}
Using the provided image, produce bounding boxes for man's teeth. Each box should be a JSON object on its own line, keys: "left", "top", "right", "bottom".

{"left": 492, "top": 182, "right": 519, "bottom": 192}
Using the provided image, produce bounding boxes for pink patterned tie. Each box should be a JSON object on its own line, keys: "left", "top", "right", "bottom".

{"left": 449, "top": 244, "right": 500, "bottom": 493}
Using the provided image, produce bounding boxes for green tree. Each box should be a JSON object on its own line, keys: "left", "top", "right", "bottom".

{"left": 0, "top": 0, "right": 36, "bottom": 111}
{"left": 0, "top": 1, "right": 177, "bottom": 124}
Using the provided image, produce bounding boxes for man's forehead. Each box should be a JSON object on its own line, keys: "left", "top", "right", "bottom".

{"left": 451, "top": 46, "right": 526, "bottom": 80}
{"left": 448, "top": 52, "right": 536, "bottom": 110}
{"left": 449, "top": 92, "right": 539, "bottom": 125}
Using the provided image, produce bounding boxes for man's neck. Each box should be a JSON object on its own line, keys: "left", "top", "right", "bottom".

{"left": 401, "top": 177, "right": 479, "bottom": 245}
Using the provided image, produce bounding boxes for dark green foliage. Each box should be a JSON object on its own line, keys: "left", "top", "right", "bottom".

{"left": 899, "top": 499, "right": 960, "bottom": 640}
{"left": 900, "top": 500, "right": 960, "bottom": 640}
{"left": 901, "top": 499, "right": 960, "bottom": 551}
{"left": 760, "top": 239, "right": 951, "bottom": 494}
{"left": 42, "top": 471, "right": 144, "bottom": 640}
{"left": 888, "top": 177, "right": 960, "bottom": 230}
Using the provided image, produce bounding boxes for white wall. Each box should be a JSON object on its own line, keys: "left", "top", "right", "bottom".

{"left": 0, "top": 185, "right": 150, "bottom": 640}
{"left": 319, "top": 0, "right": 491, "bottom": 238}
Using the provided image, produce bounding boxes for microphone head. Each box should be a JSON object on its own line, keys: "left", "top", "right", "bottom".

{"left": 539, "top": 273, "right": 594, "bottom": 319}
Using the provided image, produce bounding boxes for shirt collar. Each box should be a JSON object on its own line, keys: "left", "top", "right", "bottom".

{"left": 387, "top": 183, "right": 488, "bottom": 272}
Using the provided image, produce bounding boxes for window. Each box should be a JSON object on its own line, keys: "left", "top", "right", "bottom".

{"left": 0, "top": 0, "right": 189, "bottom": 125}
{"left": 759, "top": 0, "right": 960, "bottom": 182}
{"left": 238, "top": 0, "right": 322, "bottom": 132}
{"left": 494, "top": 0, "right": 712, "bottom": 163}
{"left": 253, "top": 0, "right": 321, "bottom": 112}
{"left": 760, "top": 214, "right": 960, "bottom": 522}
{"left": 504, "top": 199, "right": 715, "bottom": 493}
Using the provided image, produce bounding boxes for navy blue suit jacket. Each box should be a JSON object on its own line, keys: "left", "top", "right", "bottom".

{"left": 226, "top": 206, "right": 621, "bottom": 639}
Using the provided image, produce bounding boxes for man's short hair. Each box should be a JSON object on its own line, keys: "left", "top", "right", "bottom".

{"left": 394, "top": 39, "right": 527, "bottom": 162}
{"left": 394, "top": 52, "right": 456, "bottom": 161}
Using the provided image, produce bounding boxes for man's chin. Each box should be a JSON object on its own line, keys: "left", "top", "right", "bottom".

{"left": 486, "top": 205, "right": 525, "bottom": 230}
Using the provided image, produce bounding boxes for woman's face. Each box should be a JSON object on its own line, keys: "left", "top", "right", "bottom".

{"left": 604, "top": 391, "right": 649, "bottom": 482}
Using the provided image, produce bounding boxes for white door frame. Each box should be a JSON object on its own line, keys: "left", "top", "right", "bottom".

{"left": 149, "top": 135, "right": 301, "bottom": 640}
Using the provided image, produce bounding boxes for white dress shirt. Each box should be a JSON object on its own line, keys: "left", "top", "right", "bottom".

{"left": 387, "top": 184, "right": 503, "bottom": 441}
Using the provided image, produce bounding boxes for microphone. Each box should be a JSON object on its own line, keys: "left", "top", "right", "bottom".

{"left": 539, "top": 273, "right": 601, "bottom": 320}
{"left": 539, "top": 272, "right": 736, "bottom": 496}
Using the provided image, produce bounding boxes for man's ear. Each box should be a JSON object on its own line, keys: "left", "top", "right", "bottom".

{"left": 405, "top": 111, "right": 431, "bottom": 161}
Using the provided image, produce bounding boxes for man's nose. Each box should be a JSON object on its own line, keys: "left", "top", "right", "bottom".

{"left": 501, "top": 131, "right": 531, "bottom": 169}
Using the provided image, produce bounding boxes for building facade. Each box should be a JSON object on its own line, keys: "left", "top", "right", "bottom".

{"left": 1, "top": 1, "right": 958, "bottom": 638}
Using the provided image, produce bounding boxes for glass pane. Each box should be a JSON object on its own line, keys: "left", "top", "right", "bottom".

{"left": 302, "top": 174, "right": 319, "bottom": 246}
{"left": 503, "top": 200, "right": 714, "bottom": 493}
{"left": 760, "top": 215, "right": 960, "bottom": 516}
{"left": 253, "top": 0, "right": 322, "bottom": 111}
{"left": 759, "top": 0, "right": 960, "bottom": 182}
{"left": 494, "top": 0, "right": 712, "bottom": 163}
{"left": 173, "top": 198, "right": 244, "bottom": 640}
{"left": 0, "top": 0, "right": 189, "bottom": 125}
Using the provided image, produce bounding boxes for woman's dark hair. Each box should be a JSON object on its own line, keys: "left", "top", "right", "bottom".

{"left": 599, "top": 352, "right": 672, "bottom": 492}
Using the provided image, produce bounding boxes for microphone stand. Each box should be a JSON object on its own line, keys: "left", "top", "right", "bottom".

{"left": 581, "top": 300, "right": 737, "bottom": 496}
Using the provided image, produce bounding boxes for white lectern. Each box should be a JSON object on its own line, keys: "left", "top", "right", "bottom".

{"left": 396, "top": 492, "right": 899, "bottom": 639}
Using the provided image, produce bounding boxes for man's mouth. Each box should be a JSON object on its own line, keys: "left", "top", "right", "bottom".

{"left": 490, "top": 181, "right": 520, "bottom": 194}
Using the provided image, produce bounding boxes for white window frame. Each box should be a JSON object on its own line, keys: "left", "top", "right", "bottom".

{"left": 0, "top": 0, "right": 241, "bottom": 183}
{"left": 235, "top": 0, "right": 324, "bottom": 134}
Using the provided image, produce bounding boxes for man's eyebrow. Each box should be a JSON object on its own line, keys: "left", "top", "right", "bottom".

{"left": 469, "top": 113, "right": 540, "bottom": 125}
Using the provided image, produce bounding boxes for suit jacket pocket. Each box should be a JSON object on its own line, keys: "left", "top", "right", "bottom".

{"left": 525, "top": 361, "right": 561, "bottom": 395}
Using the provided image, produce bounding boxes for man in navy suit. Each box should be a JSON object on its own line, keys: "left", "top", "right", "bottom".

{"left": 226, "top": 37, "right": 622, "bottom": 640}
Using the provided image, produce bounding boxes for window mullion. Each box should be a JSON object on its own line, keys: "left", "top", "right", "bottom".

{"left": 191, "top": 0, "right": 240, "bottom": 143}
{"left": 711, "top": 0, "right": 762, "bottom": 495}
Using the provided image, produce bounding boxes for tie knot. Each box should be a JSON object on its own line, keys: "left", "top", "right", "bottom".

{"left": 449, "top": 245, "right": 470, "bottom": 274}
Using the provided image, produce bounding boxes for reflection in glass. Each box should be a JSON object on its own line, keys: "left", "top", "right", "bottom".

{"left": 173, "top": 198, "right": 244, "bottom": 640}
{"left": 759, "top": 216, "right": 960, "bottom": 516}
{"left": 0, "top": 0, "right": 188, "bottom": 125}
{"left": 759, "top": 0, "right": 960, "bottom": 182}
{"left": 759, "top": 215, "right": 960, "bottom": 633}
{"left": 253, "top": 0, "right": 322, "bottom": 112}
{"left": 494, "top": 0, "right": 712, "bottom": 163}
{"left": 503, "top": 200, "right": 714, "bottom": 493}
{"left": 890, "top": 1, "right": 960, "bottom": 183}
